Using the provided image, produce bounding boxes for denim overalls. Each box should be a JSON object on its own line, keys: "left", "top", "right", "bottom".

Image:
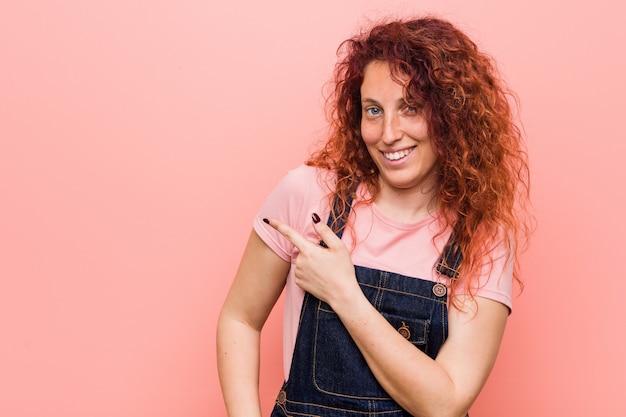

{"left": 271, "top": 194, "right": 462, "bottom": 417}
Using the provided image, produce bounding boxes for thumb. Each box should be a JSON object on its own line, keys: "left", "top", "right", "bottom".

{"left": 311, "top": 212, "right": 342, "bottom": 249}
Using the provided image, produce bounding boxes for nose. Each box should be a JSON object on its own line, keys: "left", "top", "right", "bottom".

{"left": 382, "top": 113, "right": 402, "bottom": 144}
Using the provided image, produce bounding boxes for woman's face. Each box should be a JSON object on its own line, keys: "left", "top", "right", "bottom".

{"left": 360, "top": 61, "right": 440, "bottom": 196}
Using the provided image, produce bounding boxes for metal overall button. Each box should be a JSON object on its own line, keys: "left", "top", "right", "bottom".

{"left": 398, "top": 321, "right": 411, "bottom": 339}
{"left": 277, "top": 389, "right": 286, "bottom": 405}
{"left": 433, "top": 283, "right": 447, "bottom": 297}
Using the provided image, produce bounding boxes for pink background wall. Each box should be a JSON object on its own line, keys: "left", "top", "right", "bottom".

{"left": 1, "top": 0, "right": 624, "bottom": 416}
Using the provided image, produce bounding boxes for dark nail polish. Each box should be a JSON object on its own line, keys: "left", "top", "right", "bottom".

{"left": 263, "top": 218, "right": 270, "bottom": 224}
{"left": 312, "top": 213, "right": 321, "bottom": 224}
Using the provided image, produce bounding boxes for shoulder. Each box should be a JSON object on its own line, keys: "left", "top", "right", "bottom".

{"left": 457, "top": 239, "right": 515, "bottom": 313}
{"left": 254, "top": 164, "right": 335, "bottom": 261}
{"left": 281, "top": 164, "right": 334, "bottom": 191}
{"left": 267, "top": 165, "right": 334, "bottom": 206}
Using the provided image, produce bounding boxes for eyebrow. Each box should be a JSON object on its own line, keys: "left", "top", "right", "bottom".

{"left": 360, "top": 98, "right": 379, "bottom": 105}
{"left": 360, "top": 97, "right": 413, "bottom": 106}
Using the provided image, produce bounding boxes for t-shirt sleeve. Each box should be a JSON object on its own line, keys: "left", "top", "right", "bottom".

{"left": 253, "top": 165, "right": 326, "bottom": 262}
{"left": 462, "top": 242, "right": 515, "bottom": 312}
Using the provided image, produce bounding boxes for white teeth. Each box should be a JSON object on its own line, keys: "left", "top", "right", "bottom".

{"left": 383, "top": 148, "right": 414, "bottom": 161}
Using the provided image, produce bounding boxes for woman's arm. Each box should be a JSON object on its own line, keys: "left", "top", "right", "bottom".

{"left": 266, "top": 216, "right": 509, "bottom": 417}
{"left": 334, "top": 291, "right": 507, "bottom": 417}
{"left": 216, "top": 230, "right": 290, "bottom": 417}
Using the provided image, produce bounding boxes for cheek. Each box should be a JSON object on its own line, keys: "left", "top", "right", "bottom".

{"left": 406, "top": 118, "right": 429, "bottom": 140}
{"left": 426, "top": 144, "right": 441, "bottom": 166}
{"left": 360, "top": 121, "right": 379, "bottom": 146}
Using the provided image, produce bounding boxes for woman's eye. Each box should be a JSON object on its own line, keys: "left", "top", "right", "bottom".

{"left": 365, "top": 107, "right": 381, "bottom": 116}
{"left": 404, "top": 105, "right": 418, "bottom": 114}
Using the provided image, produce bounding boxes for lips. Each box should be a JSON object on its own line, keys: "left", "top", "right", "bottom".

{"left": 382, "top": 146, "right": 416, "bottom": 161}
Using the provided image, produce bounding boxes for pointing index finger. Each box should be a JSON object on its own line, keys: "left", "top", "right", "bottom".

{"left": 263, "top": 218, "right": 311, "bottom": 251}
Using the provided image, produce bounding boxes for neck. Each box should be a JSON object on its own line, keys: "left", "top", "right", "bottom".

{"left": 373, "top": 180, "right": 439, "bottom": 224}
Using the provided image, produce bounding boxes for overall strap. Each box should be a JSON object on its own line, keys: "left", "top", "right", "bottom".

{"left": 436, "top": 237, "right": 462, "bottom": 279}
{"left": 322, "top": 190, "right": 463, "bottom": 279}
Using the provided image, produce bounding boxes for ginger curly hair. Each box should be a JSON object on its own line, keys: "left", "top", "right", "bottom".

{"left": 307, "top": 17, "right": 532, "bottom": 296}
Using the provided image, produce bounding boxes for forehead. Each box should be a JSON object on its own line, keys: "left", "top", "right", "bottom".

{"left": 363, "top": 60, "right": 411, "bottom": 81}
{"left": 360, "top": 61, "right": 410, "bottom": 98}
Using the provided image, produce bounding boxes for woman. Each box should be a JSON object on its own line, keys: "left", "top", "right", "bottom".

{"left": 217, "top": 16, "right": 531, "bottom": 417}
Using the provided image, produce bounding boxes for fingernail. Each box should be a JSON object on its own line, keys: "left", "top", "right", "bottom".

{"left": 311, "top": 213, "right": 321, "bottom": 224}
{"left": 262, "top": 218, "right": 270, "bottom": 224}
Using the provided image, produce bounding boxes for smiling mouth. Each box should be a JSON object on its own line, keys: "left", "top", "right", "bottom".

{"left": 382, "top": 147, "right": 416, "bottom": 161}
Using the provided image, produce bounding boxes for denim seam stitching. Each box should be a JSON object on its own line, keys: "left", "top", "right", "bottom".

{"left": 284, "top": 398, "right": 405, "bottom": 414}
{"left": 359, "top": 283, "right": 447, "bottom": 305}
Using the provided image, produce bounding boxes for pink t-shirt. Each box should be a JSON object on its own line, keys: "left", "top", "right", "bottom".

{"left": 253, "top": 165, "right": 513, "bottom": 378}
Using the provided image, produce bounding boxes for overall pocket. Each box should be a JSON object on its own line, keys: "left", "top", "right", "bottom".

{"left": 381, "top": 312, "right": 430, "bottom": 353}
{"left": 312, "top": 300, "right": 431, "bottom": 398}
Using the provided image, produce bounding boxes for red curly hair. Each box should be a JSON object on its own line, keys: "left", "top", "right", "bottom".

{"left": 306, "top": 17, "right": 532, "bottom": 296}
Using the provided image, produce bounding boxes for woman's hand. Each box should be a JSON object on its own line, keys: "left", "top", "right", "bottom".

{"left": 264, "top": 214, "right": 360, "bottom": 307}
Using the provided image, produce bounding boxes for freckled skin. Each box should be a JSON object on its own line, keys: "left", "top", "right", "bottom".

{"left": 360, "top": 61, "right": 440, "bottom": 196}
